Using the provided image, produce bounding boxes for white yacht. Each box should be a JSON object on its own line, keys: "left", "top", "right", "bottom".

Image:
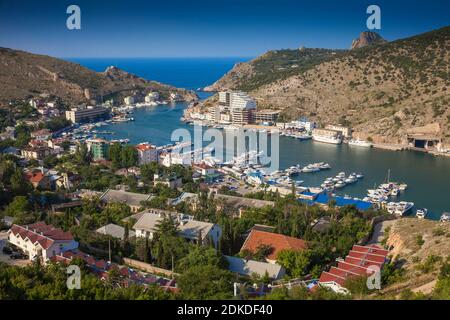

{"left": 312, "top": 134, "right": 343, "bottom": 145}
{"left": 416, "top": 208, "right": 428, "bottom": 219}
{"left": 394, "top": 202, "right": 414, "bottom": 217}
{"left": 440, "top": 212, "right": 450, "bottom": 223}
{"left": 348, "top": 139, "right": 373, "bottom": 148}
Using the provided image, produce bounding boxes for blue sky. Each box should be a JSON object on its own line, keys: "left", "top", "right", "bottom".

{"left": 0, "top": 0, "right": 449, "bottom": 57}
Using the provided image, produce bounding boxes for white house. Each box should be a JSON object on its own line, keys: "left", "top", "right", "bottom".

{"left": 133, "top": 211, "right": 222, "bottom": 248}
{"left": 8, "top": 222, "right": 79, "bottom": 263}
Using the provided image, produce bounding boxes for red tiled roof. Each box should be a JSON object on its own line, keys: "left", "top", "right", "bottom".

{"left": 136, "top": 144, "right": 154, "bottom": 151}
{"left": 241, "top": 229, "right": 307, "bottom": 261}
{"left": 318, "top": 244, "right": 389, "bottom": 289}
{"left": 26, "top": 171, "right": 45, "bottom": 183}
{"left": 9, "top": 222, "right": 74, "bottom": 249}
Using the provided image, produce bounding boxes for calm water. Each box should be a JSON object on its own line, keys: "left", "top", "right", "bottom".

{"left": 71, "top": 58, "right": 450, "bottom": 219}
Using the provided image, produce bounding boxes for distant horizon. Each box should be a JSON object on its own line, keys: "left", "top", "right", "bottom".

{"left": 1, "top": 0, "right": 449, "bottom": 58}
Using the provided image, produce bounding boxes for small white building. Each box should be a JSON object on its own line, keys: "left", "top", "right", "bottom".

{"left": 145, "top": 92, "right": 160, "bottom": 103}
{"left": 8, "top": 222, "right": 78, "bottom": 263}
{"left": 124, "top": 96, "right": 135, "bottom": 105}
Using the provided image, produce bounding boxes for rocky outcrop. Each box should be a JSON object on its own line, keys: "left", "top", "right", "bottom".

{"left": 0, "top": 47, "right": 198, "bottom": 105}
{"left": 351, "top": 31, "right": 387, "bottom": 49}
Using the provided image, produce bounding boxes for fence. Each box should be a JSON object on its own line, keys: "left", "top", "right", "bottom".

{"left": 123, "top": 257, "right": 177, "bottom": 277}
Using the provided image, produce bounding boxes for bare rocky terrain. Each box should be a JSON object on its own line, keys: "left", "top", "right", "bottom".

{"left": 0, "top": 48, "right": 197, "bottom": 106}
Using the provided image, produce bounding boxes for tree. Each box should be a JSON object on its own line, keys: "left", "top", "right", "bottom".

{"left": 177, "top": 265, "right": 234, "bottom": 299}
{"left": 4, "top": 196, "right": 31, "bottom": 217}
{"left": 74, "top": 143, "right": 91, "bottom": 165}
{"left": 10, "top": 169, "right": 31, "bottom": 195}
{"left": 276, "top": 249, "right": 312, "bottom": 278}
{"left": 177, "top": 246, "right": 227, "bottom": 271}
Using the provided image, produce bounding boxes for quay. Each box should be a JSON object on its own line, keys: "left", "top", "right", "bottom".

{"left": 373, "top": 143, "right": 406, "bottom": 151}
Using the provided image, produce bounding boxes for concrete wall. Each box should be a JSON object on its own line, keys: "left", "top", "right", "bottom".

{"left": 123, "top": 257, "right": 177, "bottom": 277}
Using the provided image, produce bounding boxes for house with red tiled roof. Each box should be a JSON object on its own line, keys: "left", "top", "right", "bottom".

{"left": 25, "top": 170, "right": 52, "bottom": 190}
{"left": 8, "top": 222, "right": 78, "bottom": 263}
{"left": 240, "top": 229, "right": 307, "bottom": 264}
{"left": 318, "top": 244, "right": 389, "bottom": 290}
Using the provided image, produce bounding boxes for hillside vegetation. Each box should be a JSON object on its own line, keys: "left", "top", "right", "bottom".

{"left": 205, "top": 27, "right": 450, "bottom": 145}
{"left": 0, "top": 48, "right": 197, "bottom": 105}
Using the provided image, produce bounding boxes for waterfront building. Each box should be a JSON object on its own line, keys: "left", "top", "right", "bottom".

{"left": 144, "top": 91, "right": 160, "bottom": 103}
{"left": 8, "top": 222, "right": 79, "bottom": 263}
{"left": 231, "top": 109, "right": 253, "bottom": 125}
{"left": 208, "top": 106, "right": 220, "bottom": 122}
{"left": 86, "top": 138, "right": 109, "bottom": 160}
{"left": 65, "top": 106, "right": 108, "bottom": 123}
{"left": 218, "top": 91, "right": 232, "bottom": 110}
{"left": 170, "top": 92, "right": 183, "bottom": 101}
{"left": 135, "top": 143, "right": 158, "bottom": 165}
{"left": 124, "top": 96, "right": 136, "bottom": 105}
{"left": 325, "top": 124, "right": 352, "bottom": 138}
{"left": 255, "top": 110, "right": 280, "bottom": 123}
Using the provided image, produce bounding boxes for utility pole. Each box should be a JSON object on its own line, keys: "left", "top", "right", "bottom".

{"left": 108, "top": 238, "right": 112, "bottom": 262}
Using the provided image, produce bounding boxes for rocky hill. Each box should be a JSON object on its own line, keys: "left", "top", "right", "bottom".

{"left": 204, "top": 27, "right": 450, "bottom": 145}
{"left": 0, "top": 48, "right": 197, "bottom": 105}
{"left": 351, "top": 31, "right": 387, "bottom": 49}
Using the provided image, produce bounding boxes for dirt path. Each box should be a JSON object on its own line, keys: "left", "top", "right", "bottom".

{"left": 368, "top": 220, "right": 396, "bottom": 245}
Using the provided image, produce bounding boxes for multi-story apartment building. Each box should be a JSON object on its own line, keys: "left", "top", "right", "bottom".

{"left": 135, "top": 143, "right": 159, "bottom": 165}
{"left": 21, "top": 146, "right": 52, "bottom": 160}
{"left": 254, "top": 110, "right": 280, "bottom": 123}
{"left": 86, "top": 138, "right": 109, "bottom": 160}
{"left": 65, "top": 106, "right": 108, "bottom": 123}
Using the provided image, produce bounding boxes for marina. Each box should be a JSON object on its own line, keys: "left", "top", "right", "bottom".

{"left": 70, "top": 58, "right": 450, "bottom": 221}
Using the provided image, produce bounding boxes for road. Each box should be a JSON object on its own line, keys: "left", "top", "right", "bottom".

{"left": 367, "top": 220, "right": 396, "bottom": 245}
{"left": 0, "top": 231, "right": 31, "bottom": 267}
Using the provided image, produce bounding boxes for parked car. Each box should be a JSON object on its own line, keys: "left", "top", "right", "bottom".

{"left": 10, "top": 252, "right": 25, "bottom": 259}
{"left": 2, "top": 246, "right": 12, "bottom": 255}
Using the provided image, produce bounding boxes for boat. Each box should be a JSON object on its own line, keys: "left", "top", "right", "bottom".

{"left": 391, "top": 188, "right": 399, "bottom": 197}
{"left": 416, "top": 208, "right": 428, "bottom": 219}
{"left": 394, "top": 201, "right": 414, "bottom": 216}
{"left": 312, "top": 134, "right": 342, "bottom": 145}
{"left": 356, "top": 173, "right": 364, "bottom": 179}
{"left": 335, "top": 181, "right": 346, "bottom": 189}
{"left": 440, "top": 212, "right": 450, "bottom": 222}
{"left": 348, "top": 139, "right": 373, "bottom": 148}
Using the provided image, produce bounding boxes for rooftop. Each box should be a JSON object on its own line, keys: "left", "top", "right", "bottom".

{"left": 225, "top": 255, "right": 286, "bottom": 279}
{"left": 99, "top": 189, "right": 153, "bottom": 207}
{"left": 241, "top": 229, "right": 307, "bottom": 261}
{"left": 96, "top": 223, "right": 135, "bottom": 240}
{"left": 9, "top": 222, "right": 75, "bottom": 249}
